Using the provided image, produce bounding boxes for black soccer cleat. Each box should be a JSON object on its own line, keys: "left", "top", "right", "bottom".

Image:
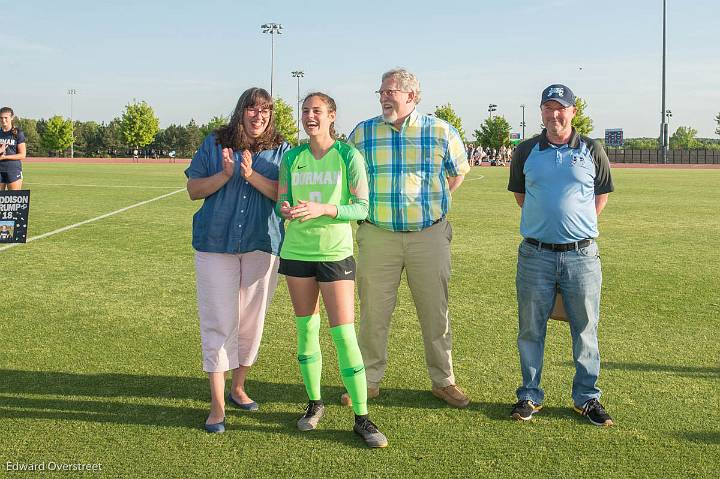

{"left": 297, "top": 400, "right": 325, "bottom": 431}
{"left": 353, "top": 417, "right": 388, "bottom": 448}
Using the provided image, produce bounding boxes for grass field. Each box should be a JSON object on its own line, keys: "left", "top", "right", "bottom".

{"left": 1, "top": 163, "right": 718, "bottom": 478}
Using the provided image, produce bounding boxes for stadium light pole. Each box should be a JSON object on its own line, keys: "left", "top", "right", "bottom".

{"left": 488, "top": 104, "right": 497, "bottom": 119}
{"left": 291, "top": 70, "right": 304, "bottom": 144}
{"left": 520, "top": 104, "right": 526, "bottom": 139}
{"left": 67, "top": 89, "right": 77, "bottom": 158}
{"left": 660, "top": 0, "right": 668, "bottom": 163}
{"left": 261, "top": 23, "right": 283, "bottom": 97}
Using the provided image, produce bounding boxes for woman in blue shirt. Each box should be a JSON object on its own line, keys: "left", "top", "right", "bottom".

{"left": 185, "top": 87, "right": 290, "bottom": 433}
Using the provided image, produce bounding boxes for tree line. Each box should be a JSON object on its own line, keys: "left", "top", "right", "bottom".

{"left": 12, "top": 98, "right": 720, "bottom": 157}
{"left": 14, "top": 98, "right": 299, "bottom": 158}
{"left": 433, "top": 98, "right": 593, "bottom": 149}
{"left": 435, "top": 102, "right": 720, "bottom": 150}
{"left": 621, "top": 129, "right": 720, "bottom": 150}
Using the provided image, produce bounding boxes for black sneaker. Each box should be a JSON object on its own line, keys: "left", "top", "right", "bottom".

{"left": 511, "top": 399, "right": 542, "bottom": 421}
{"left": 297, "top": 400, "right": 324, "bottom": 431}
{"left": 573, "top": 398, "right": 614, "bottom": 427}
{"left": 353, "top": 417, "right": 388, "bottom": 448}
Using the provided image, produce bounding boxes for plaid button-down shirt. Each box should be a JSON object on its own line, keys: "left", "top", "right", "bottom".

{"left": 347, "top": 110, "right": 470, "bottom": 231}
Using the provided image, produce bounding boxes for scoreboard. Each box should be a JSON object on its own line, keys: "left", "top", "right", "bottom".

{"left": 605, "top": 128, "right": 624, "bottom": 147}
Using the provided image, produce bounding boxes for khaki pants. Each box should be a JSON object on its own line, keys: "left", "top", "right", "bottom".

{"left": 356, "top": 219, "right": 455, "bottom": 388}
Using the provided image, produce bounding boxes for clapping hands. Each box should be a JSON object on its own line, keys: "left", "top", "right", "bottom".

{"left": 220, "top": 148, "right": 254, "bottom": 179}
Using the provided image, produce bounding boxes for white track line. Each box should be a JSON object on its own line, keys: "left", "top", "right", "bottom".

{"left": 24, "top": 183, "right": 184, "bottom": 189}
{"left": 464, "top": 175, "right": 485, "bottom": 181}
{"left": 0, "top": 188, "right": 186, "bottom": 252}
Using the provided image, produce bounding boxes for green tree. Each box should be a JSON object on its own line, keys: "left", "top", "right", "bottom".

{"left": 183, "top": 119, "right": 203, "bottom": 157}
{"left": 40, "top": 115, "right": 73, "bottom": 156}
{"left": 623, "top": 137, "right": 658, "bottom": 149}
{"left": 71, "top": 120, "right": 101, "bottom": 157}
{"left": 474, "top": 116, "right": 512, "bottom": 150}
{"left": 434, "top": 103, "right": 466, "bottom": 142}
{"left": 101, "top": 119, "right": 124, "bottom": 156}
{"left": 14, "top": 118, "right": 42, "bottom": 156}
{"left": 669, "top": 126, "right": 699, "bottom": 149}
{"left": 696, "top": 139, "right": 720, "bottom": 151}
{"left": 154, "top": 124, "right": 186, "bottom": 155}
{"left": 572, "top": 97, "right": 593, "bottom": 135}
{"left": 200, "top": 115, "right": 229, "bottom": 139}
{"left": 77, "top": 121, "right": 104, "bottom": 157}
{"left": 273, "top": 98, "right": 298, "bottom": 146}
{"left": 35, "top": 118, "right": 49, "bottom": 155}
{"left": 120, "top": 100, "right": 160, "bottom": 150}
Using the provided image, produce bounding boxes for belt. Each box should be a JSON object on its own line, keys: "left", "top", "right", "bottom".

{"left": 525, "top": 238, "right": 593, "bottom": 252}
{"left": 358, "top": 216, "right": 445, "bottom": 231}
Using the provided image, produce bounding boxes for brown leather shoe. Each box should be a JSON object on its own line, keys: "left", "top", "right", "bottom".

{"left": 431, "top": 384, "right": 470, "bottom": 408}
{"left": 340, "top": 387, "right": 380, "bottom": 407}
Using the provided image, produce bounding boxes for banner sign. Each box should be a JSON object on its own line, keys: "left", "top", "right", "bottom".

{"left": 0, "top": 190, "right": 30, "bottom": 243}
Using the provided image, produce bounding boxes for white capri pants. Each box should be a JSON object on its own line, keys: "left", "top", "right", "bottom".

{"left": 195, "top": 250, "right": 279, "bottom": 372}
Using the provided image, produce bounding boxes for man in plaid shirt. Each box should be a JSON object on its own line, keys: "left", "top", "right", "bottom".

{"left": 344, "top": 68, "right": 471, "bottom": 408}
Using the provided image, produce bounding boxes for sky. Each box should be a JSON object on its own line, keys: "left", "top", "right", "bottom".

{"left": 4, "top": 0, "right": 720, "bottom": 139}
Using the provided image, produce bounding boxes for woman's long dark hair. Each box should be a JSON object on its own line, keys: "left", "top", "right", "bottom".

{"left": 215, "top": 88, "right": 284, "bottom": 152}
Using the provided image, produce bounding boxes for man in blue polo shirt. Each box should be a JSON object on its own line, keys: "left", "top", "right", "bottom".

{"left": 507, "top": 84, "right": 615, "bottom": 426}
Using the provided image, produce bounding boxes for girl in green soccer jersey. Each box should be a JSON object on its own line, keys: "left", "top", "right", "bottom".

{"left": 277, "top": 92, "right": 388, "bottom": 448}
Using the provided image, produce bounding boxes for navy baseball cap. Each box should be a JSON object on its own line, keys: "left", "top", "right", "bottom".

{"left": 541, "top": 84, "right": 575, "bottom": 107}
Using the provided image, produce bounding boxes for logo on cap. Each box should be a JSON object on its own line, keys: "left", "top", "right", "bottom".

{"left": 541, "top": 84, "right": 575, "bottom": 107}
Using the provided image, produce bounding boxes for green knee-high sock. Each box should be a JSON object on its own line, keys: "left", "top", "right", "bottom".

{"left": 296, "top": 314, "right": 322, "bottom": 401}
{"left": 330, "top": 323, "right": 368, "bottom": 416}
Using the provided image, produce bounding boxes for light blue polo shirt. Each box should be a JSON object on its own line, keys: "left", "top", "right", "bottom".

{"left": 508, "top": 129, "right": 614, "bottom": 244}
{"left": 185, "top": 134, "right": 290, "bottom": 254}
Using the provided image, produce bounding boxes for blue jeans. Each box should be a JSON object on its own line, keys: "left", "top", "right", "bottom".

{"left": 515, "top": 239, "right": 603, "bottom": 406}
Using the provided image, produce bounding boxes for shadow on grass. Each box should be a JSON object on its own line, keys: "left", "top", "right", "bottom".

{"left": 673, "top": 431, "right": 720, "bottom": 445}
{"left": 468, "top": 401, "right": 578, "bottom": 422}
{"left": 599, "top": 362, "right": 719, "bottom": 378}
{"left": 0, "top": 369, "right": 207, "bottom": 401}
{"left": 0, "top": 369, "right": 485, "bottom": 410}
{"left": 0, "top": 395, "right": 205, "bottom": 429}
{"left": 0, "top": 368, "right": 490, "bottom": 443}
{"left": 0, "top": 396, "right": 366, "bottom": 447}
{"left": 237, "top": 410, "right": 367, "bottom": 448}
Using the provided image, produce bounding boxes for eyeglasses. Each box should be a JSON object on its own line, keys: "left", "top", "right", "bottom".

{"left": 375, "top": 89, "right": 409, "bottom": 97}
{"left": 245, "top": 107, "right": 272, "bottom": 116}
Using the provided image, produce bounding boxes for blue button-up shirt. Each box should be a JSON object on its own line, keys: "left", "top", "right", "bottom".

{"left": 185, "top": 134, "right": 290, "bottom": 254}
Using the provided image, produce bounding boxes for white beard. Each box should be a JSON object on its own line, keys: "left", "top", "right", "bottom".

{"left": 382, "top": 111, "right": 398, "bottom": 124}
